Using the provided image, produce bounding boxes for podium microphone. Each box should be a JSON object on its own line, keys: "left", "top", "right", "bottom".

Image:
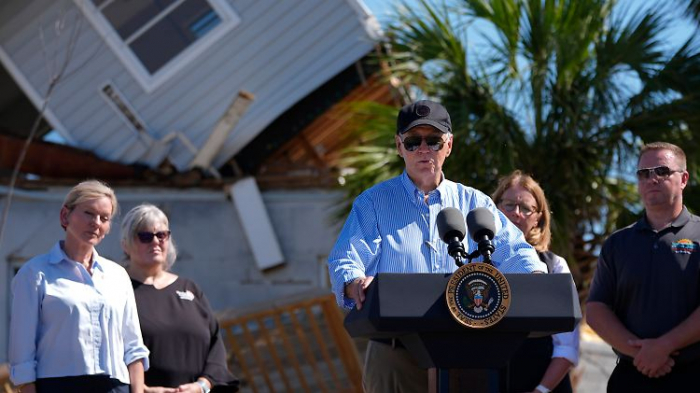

{"left": 467, "top": 207, "right": 496, "bottom": 264}
{"left": 437, "top": 207, "right": 467, "bottom": 267}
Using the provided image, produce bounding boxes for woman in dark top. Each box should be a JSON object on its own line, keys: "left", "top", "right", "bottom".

{"left": 492, "top": 171, "right": 580, "bottom": 393}
{"left": 121, "top": 204, "right": 239, "bottom": 393}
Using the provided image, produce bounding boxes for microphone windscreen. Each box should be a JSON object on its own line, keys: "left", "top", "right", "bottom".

{"left": 467, "top": 207, "right": 496, "bottom": 241}
{"left": 437, "top": 207, "right": 466, "bottom": 243}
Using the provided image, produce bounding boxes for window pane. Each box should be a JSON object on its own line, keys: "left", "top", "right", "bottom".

{"left": 102, "top": 0, "right": 177, "bottom": 40}
{"left": 129, "top": 0, "right": 221, "bottom": 74}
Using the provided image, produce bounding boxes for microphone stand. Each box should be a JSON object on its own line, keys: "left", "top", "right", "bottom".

{"left": 448, "top": 242, "right": 467, "bottom": 267}
{"left": 466, "top": 238, "right": 495, "bottom": 266}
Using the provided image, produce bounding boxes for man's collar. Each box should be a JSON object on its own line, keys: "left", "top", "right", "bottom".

{"left": 637, "top": 206, "right": 691, "bottom": 231}
{"left": 400, "top": 170, "right": 445, "bottom": 202}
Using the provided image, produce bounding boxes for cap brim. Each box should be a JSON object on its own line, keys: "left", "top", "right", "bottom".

{"left": 398, "top": 119, "right": 450, "bottom": 134}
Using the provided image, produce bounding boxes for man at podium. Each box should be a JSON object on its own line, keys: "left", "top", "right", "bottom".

{"left": 328, "top": 100, "right": 546, "bottom": 393}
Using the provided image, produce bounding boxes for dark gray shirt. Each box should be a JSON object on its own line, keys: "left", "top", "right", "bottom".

{"left": 588, "top": 207, "right": 700, "bottom": 362}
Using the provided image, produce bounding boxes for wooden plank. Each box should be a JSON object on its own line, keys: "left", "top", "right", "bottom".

{"left": 304, "top": 305, "right": 343, "bottom": 390}
{"left": 321, "top": 298, "right": 364, "bottom": 393}
{"left": 273, "top": 313, "right": 311, "bottom": 392}
{"left": 254, "top": 75, "right": 396, "bottom": 188}
{"left": 189, "top": 91, "right": 254, "bottom": 170}
{"left": 241, "top": 321, "right": 275, "bottom": 392}
{"left": 0, "top": 133, "right": 137, "bottom": 179}
{"left": 218, "top": 293, "right": 363, "bottom": 393}
{"left": 255, "top": 316, "right": 293, "bottom": 392}
{"left": 220, "top": 326, "right": 259, "bottom": 393}
{"left": 288, "top": 310, "right": 329, "bottom": 393}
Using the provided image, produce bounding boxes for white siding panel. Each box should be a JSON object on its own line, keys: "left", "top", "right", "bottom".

{"left": 4, "top": 4, "right": 81, "bottom": 93}
{"left": 53, "top": 90, "right": 115, "bottom": 141}
{"left": 1, "top": 0, "right": 379, "bottom": 168}
{"left": 114, "top": 71, "right": 144, "bottom": 100}
{"left": 62, "top": 102, "right": 118, "bottom": 145}
{"left": 12, "top": 22, "right": 97, "bottom": 83}
{"left": 61, "top": 84, "right": 130, "bottom": 142}
{"left": 210, "top": 45, "right": 373, "bottom": 166}
{"left": 0, "top": 0, "right": 68, "bottom": 54}
{"left": 128, "top": 0, "right": 275, "bottom": 111}
{"left": 83, "top": 121, "right": 125, "bottom": 152}
{"left": 159, "top": 0, "right": 338, "bottom": 144}
{"left": 46, "top": 41, "right": 116, "bottom": 113}
{"left": 240, "top": 12, "right": 369, "bottom": 111}
{"left": 0, "top": 0, "right": 142, "bottom": 155}
{"left": 59, "top": 80, "right": 143, "bottom": 153}
{"left": 0, "top": 0, "right": 32, "bottom": 39}
{"left": 79, "top": 113, "right": 127, "bottom": 148}
{"left": 230, "top": 0, "right": 256, "bottom": 12}
{"left": 165, "top": 0, "right": 375, "bottom": 169}
{"left": 134, "top": 1, "right": 299, "bottom": 123}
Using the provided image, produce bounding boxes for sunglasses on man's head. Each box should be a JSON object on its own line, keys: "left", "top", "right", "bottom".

{"left": 137, "top": 231, "right": 171, "bottom": 244}
{"left": 401, "top": 135, "right": 446, "bottom": 152}
{"left": 635, "top": 165, "right": 684, "bottom": 180}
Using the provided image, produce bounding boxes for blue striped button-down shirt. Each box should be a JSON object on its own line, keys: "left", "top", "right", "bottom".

{"left": 328, "top": 171, "right": 546, "bottom": 308}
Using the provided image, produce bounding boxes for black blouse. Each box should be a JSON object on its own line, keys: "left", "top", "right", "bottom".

{"left": 131, "top": 277, "right": 238, "bottom": 391}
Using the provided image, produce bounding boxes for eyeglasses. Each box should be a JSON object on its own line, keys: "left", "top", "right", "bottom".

{"left": 499, "top": 201, "right": 538, "bottom": 217}
{"left": 636, "top": 165, "right": 685, "bottom": 180}
{"left": 136, "top": 231, "right": 171, "bottom": 244}
{"left": 401, "top": 135, "right": 446, "bottom": 152}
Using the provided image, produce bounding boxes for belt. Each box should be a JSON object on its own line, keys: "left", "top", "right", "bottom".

{"left": 371, "top": 338, "right": 405, "bottom": 349}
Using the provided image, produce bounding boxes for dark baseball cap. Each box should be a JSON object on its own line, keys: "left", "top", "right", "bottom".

{"left": 396, "top": 100, "right": 452, "bottom": 134}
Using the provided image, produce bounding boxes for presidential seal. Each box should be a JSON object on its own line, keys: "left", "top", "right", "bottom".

{"left": 445, "top": 262, "right": 511, "bottom": 328}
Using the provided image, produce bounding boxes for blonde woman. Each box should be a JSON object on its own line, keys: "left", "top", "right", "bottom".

{"left": 492, "top": 170, "right": 580, "bottom": 393}
{"left": 9, "top": 180, "right": 149, "bottom": 393}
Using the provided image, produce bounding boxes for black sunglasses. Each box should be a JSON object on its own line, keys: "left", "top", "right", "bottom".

{"left": 137, "top": 231, "right": 171, "bottom": 244}
{"left": 401, "top": 135, "right": 446, "bottom": 152}
{"left": 636, "top": 165, "right": 684, "bottom": 180}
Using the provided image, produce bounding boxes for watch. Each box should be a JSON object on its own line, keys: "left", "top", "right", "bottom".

{"left": 535, "top": 384, "right": 551, "bottom": 393}
{"left": 196, "top": 380, "right": 211, "bottom": 393}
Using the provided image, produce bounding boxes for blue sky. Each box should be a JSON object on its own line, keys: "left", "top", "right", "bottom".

{"left": 359, "top": 0, "right": 697, "bottom": 130}
{"left": 359, "top": 0, "right": 697, "bottom": 180}
{"left": 361, "top": 0, "right": 696, "bottom": 50}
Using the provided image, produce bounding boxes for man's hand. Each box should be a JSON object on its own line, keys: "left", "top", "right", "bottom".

{"left": 17, "top": 383, "right": 36, "bottom": 393}
{"left": 629, "top": 338, "right": 676, "bottom": 378}
{"left": 344, "top": 276, "right": 374, "bottom": 310}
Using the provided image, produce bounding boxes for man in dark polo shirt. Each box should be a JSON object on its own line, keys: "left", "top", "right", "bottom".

{"left": 587, "top": 141, "right": 700, "bottom": 392}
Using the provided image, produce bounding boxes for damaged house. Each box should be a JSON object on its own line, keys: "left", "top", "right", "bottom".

{"left": 0, "top": 0, "right": 398, "bottom": 374}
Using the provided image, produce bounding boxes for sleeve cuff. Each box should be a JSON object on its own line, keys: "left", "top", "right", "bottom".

{"left": 551, "top": 346, "right": 579, "bottom": 366}
{"left": 10, "top": 361, "right": 36, "bottom": 386}
{"left": 335, "top": 274, "right": 361, "bottom": 309}
{"left": 125, "top": 350, "right": 150, "bottom": 372}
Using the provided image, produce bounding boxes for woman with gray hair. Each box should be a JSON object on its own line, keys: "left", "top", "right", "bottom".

{"left": 121, "top": 204, "right": 238, "bottom": 393}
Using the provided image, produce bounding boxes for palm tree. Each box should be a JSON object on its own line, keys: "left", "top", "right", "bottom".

{"left": 339, "top": 0, "right": 700, "bottom": 293}
{"left": 682, "top": 0, "right": 700, "bottom": 24}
